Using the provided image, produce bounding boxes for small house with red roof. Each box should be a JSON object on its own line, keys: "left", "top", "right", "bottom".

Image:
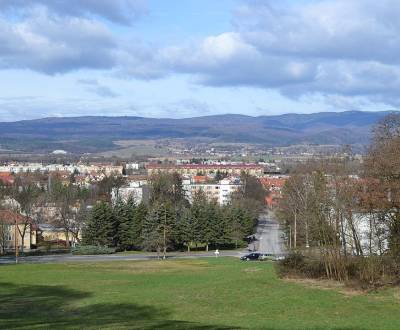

{"left": 0, "top": 209, "right": 37, "bottom": 253}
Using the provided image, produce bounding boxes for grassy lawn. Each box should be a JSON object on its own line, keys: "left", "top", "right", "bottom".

{"left": 0, "top": 258, "right": 399, "bottom": 329}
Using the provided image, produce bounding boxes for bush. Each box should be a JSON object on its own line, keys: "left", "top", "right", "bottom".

{"left": 275, "top": 252, "right": 326, "bottom": 278}
{"left": 276, "top": 252, "right": 400, "bottom": 289}
{"left": 71, "top": 245, "right": 116, "bottom": 255}
{"left": 347, "top": 256, "right": 400, "bottom": 289}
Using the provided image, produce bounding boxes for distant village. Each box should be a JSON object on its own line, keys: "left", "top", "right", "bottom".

{"left": 0, "top": 159, "right": 288, "bottom": 253}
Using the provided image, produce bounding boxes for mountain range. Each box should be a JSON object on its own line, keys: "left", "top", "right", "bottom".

{"left": 0, "top": 111, "right": 395, "bottom": 154}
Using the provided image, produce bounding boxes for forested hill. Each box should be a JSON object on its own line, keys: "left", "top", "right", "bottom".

{"left": 0, "top": 111, "right": 395, "bottom": 153}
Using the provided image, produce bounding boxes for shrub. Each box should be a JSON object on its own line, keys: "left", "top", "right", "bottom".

{"left": 276, "top": 252, "right": 400, "bottom": 289}
{"left": 71, "top": 245, "right": 116, "bottom": 255}
{"left": 347, "top": 256, "right": 400, "bottom": 289}
{"left": 276, "top": 252, "right": 330, "bottom": 279}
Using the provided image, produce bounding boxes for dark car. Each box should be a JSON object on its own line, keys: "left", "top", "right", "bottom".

{"left": 240, "top": 253, "right": 263, "bottom": 261}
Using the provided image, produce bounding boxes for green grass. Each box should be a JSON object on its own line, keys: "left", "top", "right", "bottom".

{"left": 0, "top": 258, "right": 399, "bottom": 329}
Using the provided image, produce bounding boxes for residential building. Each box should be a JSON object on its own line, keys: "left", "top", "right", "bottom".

{"left": 146, "top": 163, "right": 264, "bottom": 177}
{"left": 182, "top": 177, "right": 242, "bottom": 205}
{"left": 111, "top": 180, "right": 148, "bottom": 204}
{"left": 0, "top": 210, "right": 37, "bottom": 253}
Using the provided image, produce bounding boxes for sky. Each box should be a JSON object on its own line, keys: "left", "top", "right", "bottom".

{"left": 0, "top": 0, "right": 399, "bottom": 121}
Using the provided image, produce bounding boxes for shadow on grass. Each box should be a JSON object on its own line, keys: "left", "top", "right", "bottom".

{"left": 0, "top": 282, "right": 238, "bottom": 329}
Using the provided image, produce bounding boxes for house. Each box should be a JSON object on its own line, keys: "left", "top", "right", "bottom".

{"left": 260, "top": 176, "right": 289, "bottom": 208}
{"left": 36, "top": 224, "right": 79, "bottom": 247}
{"left": 0, "top": 210, "right": 37, "bottom": 253}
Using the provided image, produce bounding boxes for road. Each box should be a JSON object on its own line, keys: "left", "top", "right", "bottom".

{"left": 0, "top": 212, "right": 285, "bottom": 265}
{"left": 249, "top": 211, "right": 286, "bottom": 255}
{"left": 0, "top": 250, "right": 243, "bottom": 265}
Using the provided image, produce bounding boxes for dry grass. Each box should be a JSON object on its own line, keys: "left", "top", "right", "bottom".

{"left": 284, "top": 276, "right": 366, "bottom": 296}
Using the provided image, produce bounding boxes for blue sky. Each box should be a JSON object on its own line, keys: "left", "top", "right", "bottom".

{"left": 0, "top": 0, "right": 398, "bottom": 121}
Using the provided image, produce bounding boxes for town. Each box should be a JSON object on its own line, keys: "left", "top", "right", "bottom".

{"left": 0, "top": 159, "right": 288, "bottom": 253}
{"left": 1, "top": 0, "right": 400, "bottom": 329}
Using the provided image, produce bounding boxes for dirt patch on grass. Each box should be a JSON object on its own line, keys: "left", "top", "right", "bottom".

{"left": 283, "top": 276, "right": 365, "bottom": 296}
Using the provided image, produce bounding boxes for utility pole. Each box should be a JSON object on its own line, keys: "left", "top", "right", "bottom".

{"left": 15, "top": 217, "right": 18, "bottom": 264}
{"left": 163, "top": 204, "right": 167, "bottom": 260}
{"left": 294, "top": 210, "right": 297, "bottom": 249}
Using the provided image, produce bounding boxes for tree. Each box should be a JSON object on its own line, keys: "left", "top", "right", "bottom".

{"left": 133, "top": 202, "right": 147, "bottom": 249}
{"left": 148, "top": 172, "right": 187, "bottom": 206}
{"left": 364, "top": 113, "right": 400, "bottom": 256}
{"left": 142, "top": 202, "right": 175, "bottom": 259}
{"left": 97, "top": 175, "right": 126, "bottom": 202}
{"left": 176, "top": 207, "right": 195, "bottom": 252}
{"left": 112, "top": 199, "right": 127, "bottom": 249}
{"left": 12, "top": 181, "right": 42, "bottom": 252}
{"left": 49, "top": 179, "right": 81, "bottom": 248}
{"left": 83, "top": 202, "right": 114, "bottom": 246}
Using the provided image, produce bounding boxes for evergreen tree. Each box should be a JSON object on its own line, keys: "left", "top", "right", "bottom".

{"left": 83, "top": 202, "right": 114, "bottom": 246}
{"left": 142, "top": 202, "right": 176, "bottom": 259}
{"left": 133, "top": 202, "right": 147, "bottom": 249}
{"left": 203, "top": 201, "right": 220, "bottom": 251}
{"left": 115, "top": 198, "right": 134, "bottom": 250}
{"left": 226, "top": 207, "right": 250, "bottom": 248}
{"left": 176, "top": 207, "right": 195, "bottom": 251}
{"left": 191, "top": 192, "right": 208, "bottom": 248}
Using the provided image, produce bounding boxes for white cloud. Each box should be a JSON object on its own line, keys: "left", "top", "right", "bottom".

{"left": 0, "top": 0, "right": 148, "bottom": 25}
{"left": 1, "top": 0, "right": 400, "bottom": 111}
{"left": 0, "top": 10, "right": 116, "bottom": 73}
{"left": 136, "top": 0, "right": 400, "bottom": 106}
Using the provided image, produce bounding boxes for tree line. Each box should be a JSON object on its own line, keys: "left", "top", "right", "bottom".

{"left": 277, "top": 113, "right": 400, "bottom": 285}
{"left": 83, "top": 172, "right": 265, "bottom": 258}
{"left": 0, "top": 169, "right": 265, "bottom": 255}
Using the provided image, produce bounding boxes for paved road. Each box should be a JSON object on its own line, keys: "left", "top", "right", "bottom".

{"left": 0, "top": 212, "right": 285, "bottom": 265}
{"left": 0, "top": 250, "right": 244, "bottom": 265}
{"left": 249, "top": 211, "right": 286, "bottom": 255}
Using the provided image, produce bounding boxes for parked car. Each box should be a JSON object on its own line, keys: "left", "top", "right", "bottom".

{"left": 240, "top": 253, "right": 263, "bottom": 261}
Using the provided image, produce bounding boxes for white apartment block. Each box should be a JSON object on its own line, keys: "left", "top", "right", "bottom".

{"left": 111, "top": 181, "right": 147, "bottom": 204}
{"left": 0, "top": 163, "right": 123, "bottom": 176}
{"left": 183, "top": 177, "right": 242, "bottom": 205}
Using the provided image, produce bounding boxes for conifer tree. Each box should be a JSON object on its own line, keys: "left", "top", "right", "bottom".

{"left": 115, "top": 198, "right": 134, "bottom": 250}
{"left": 142, "top": 202, "right": 175, "bottom": 259}
{"left": 176, "top": 207, "right": 195, "bottom": 251}
{"left": 133, "top": 202, "right": 147, "bottom": 249}
{"left": 83, "top": 202, "right": 114, "bottom": 246}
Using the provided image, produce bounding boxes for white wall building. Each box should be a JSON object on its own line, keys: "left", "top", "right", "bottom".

{"left": 126, "top": 163, "right": 140, "bottom": 170}
{"left": 111, "top": 181, "right": 147, "bottom": 204}
{"left": 182, "top": 177, "right": 242, "bottom": 205}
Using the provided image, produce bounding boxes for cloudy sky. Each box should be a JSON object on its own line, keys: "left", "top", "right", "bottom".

{"left": 0, "top": 0, "right": 398, "bottom": 121}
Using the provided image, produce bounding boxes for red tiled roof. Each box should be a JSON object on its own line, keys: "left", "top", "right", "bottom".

{"left": 259, "top": 177, "right": 287, "bottom": 189}
{"left": 0, "top": 172, "right": 14, "bottom": 184}
{"left": 0, "top": 210, "right": 32, "bottom": 225}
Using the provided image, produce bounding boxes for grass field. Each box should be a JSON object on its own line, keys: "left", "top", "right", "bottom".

{"left": 0, "top": 258, "right": 399, "bottom": 329}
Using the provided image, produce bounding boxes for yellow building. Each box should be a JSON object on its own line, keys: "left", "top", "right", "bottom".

{"left": 37, "top": 224, "right": 80, "bottom": 247}
{"left": 0, "top": 210, "right": 36, "bottom": 253}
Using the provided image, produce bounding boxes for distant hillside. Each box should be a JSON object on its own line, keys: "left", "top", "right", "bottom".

{"left": 0, "top": 111, "right": 395, "bottom": 153}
